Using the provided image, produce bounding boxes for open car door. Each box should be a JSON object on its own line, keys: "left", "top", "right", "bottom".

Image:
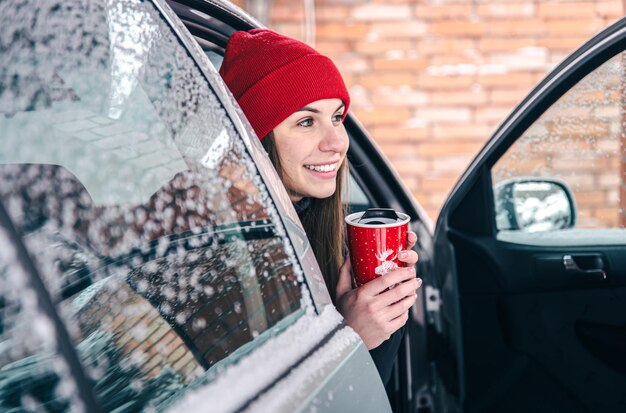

{"left": 430, "top": 16, "right": 626, "bottom": 413}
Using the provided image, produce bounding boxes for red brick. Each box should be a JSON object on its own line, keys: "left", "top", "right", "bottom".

{"left": 488, "top": 48, "right": 549, "bottom": 71}
{"left": 478, "top": 38, "right": 537, "bottom": 52}
{"left": 359, "top": 72, "right": 417, "bottom": 87}
{"left": 429, "top": 21, "right": 486, "bottom": 37}
{"left": 370, "top": 21, "right": 428, "bottom": 38}
{"left": 477, "top": 3, "right": 535, "bottom": 18}
{"left": 421, "top": 176, "right": 460, "bottom": 192}
{"left": 270, "top": 4, "right": 304, "bottom": 21}
{"left": 368, "top": 126, "right": 430, "bottom": 142}
{"left": 418, "top": 141, "right": 483, "bottom": 156}
{"left": 379, "top": 143, "right": 419, "bottom": 158}
{"left": 576, "top": 191, "right": 609, "bottom": 206}
{"left": 430, "top": 155, "right": 475, "bottom": 174}
{"left": 416, "top": 75, "right": 475, "bottom": 90}
{"left": 372, "top": 0, "right": 415, "bottom": 3}
{"left": 551, "top": 157, "right": 602, "bottom": 171}
{"left": 592, "top": 207, "right": 619, "bottom": 224}
{"left": 596, "top": 173, "right": 621, "bottom": 187}
{"left": 433, "top": 124, "right": 492, "bottom": 140}
{"left": 596, "top": 139, "right": 621, "bottom": 152}
{"left": 429, "top": 54, "right": 477, "bottom": 65}
{"left": 372, "top": 57, "right": 429, "bottom": 70}
{"left": 489, "top": 88, "right": 531, "bottom": 105}
{"left": 546, "top": 19, "right": 604, "bottom": 36}
{"left": 371, "top": 88, "right": 429, "bottom": 106}
{"left": 537, "top": 37, "right": 589, "bottom": 50}
{"left": 478, "top": 72, "right": 539, "bottom": 88}
{"left": 355, "top": 39, "right": 414, "bottom": 55}
{"left": 538, "top": 2, "right": 596, "bottom": 18}
{"left": 315, "top": 40, "right": 352, "bottom": 54}
{"left": 272, "top": 23, "right": 304, "bottom": 40}
{"left": 545, "top": 120, "right": 611, "bottom": 139}
{"left": 352, "top": 4, "right": 412, "bottom": 20}
{"left": 493, "top": 158, "right": 549, "bottom": 175}
{"left": 418, "top": 107, "right": 472, "bottom": 123}
{"left": 316, "top": 23, "right": 369, "bottom": 40}
{"left": 418, "top": 38, "right": 475, "bottom": 55}
{"left": 334, "top": 54, "right": 370, "bottom": 73}
{"left": 430, "top": 90, "right": 488, "bottom": 106}
{"left": 415, "top": 4, "right": 473, "bottom": 19}
{"left": 352, "top": 107, "right": 412, "bottom": 126}
{"left": 596, "top": 1, "right": 623, "bottom": 18}
{"left": 474, "top": 106, "right": 515, "bottom": 124}
{"left": 315, "top": 0, "right": 369, "bottom": 4}
{"left": 488, "top": 19, "right": 546, "bottom": 36}
{"left": 314, "top": 5, "right": 351, "bottom": 22}
{"left": 390, "top": 158, "right": 430, "bottom": 176}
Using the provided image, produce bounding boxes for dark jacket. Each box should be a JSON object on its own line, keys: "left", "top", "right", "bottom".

{"left": 369, "top": 326, "right": 405, "bottom": 385}
{"left": 294, "top": 198, "right": 403, "bottom": 385}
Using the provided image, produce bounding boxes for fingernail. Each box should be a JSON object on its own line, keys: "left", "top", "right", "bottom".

{"left": 408, "top": 267, "right": 416, "bottom": 274}
{"left": 399, "top": 251, "right": 408, "bottom": 259}
{"left": 416, "top": 278, "right": 422, "bottom": 286}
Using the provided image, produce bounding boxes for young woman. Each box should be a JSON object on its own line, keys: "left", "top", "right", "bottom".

{"left": 219, "top": 28, "right": 421, "bottom": 385}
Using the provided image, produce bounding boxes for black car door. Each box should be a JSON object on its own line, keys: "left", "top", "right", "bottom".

{"left": 431, "top": 16, "right": 626, "bottom": 413}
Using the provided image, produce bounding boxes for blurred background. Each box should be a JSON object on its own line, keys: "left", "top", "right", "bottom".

{"left": 229, "top": 0, "right": 624, "bottom": 223}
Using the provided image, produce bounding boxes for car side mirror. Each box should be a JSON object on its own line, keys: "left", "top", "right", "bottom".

{"left": 494, "top": 178, "right": 577, "bottom": 232}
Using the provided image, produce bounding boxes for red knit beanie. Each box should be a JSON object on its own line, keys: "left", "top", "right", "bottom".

{"left": 219, "top": 28, "right": 350, "bottom": 140}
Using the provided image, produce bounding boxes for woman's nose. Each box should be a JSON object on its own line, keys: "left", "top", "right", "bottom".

{"left": 320, "top": 124, "right": 348, "bottom": 153}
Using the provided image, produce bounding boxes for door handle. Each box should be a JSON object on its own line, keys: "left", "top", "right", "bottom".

{"left": 563, "top": 255, "right": 607, "bottom": 280}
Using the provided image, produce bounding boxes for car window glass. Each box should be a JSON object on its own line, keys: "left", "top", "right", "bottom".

{"left": 345, "top": 172, "right": 374, "bottom": 213}
{"left": 0, "top": 0, "right": 307, "bottom": 410}
{"left": 0, "top": 225, "right": 85, "bottom": 411}
{"left": 492, "top": 51, "right": 626, "bottom": 234}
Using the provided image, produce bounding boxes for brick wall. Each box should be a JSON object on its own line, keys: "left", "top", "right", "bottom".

{"left": 233, "top": 0, "right": 623, "bottom": 223}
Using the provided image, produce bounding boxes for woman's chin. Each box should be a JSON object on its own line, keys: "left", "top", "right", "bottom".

{"left": 299, "top": 184, "right": 336, "bottom": 200}
{"left": 310, "top": 186, "right": 337, "bottom": 200}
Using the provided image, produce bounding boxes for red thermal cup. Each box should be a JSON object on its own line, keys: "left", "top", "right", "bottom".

{"left": 345, "top": 209, "right": 410, "bottom": 286}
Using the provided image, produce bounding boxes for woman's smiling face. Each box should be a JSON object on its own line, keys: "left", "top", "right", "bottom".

{"left": 272, "top": 98, "right": 349, "bottom": 202}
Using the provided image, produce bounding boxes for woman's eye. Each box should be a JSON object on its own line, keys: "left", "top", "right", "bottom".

{"left": 332, "top": 113, "right": 344, "bottom": 123}
{"left": 297, "top": 118, "right": 313, "bottom": 127}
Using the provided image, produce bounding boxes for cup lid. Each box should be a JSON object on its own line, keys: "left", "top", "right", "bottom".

{"left": 359, "top": 208, "right": 399, "bottom": 224}
{"left": 345, "top": 208, "right": 410, "bottom": 228}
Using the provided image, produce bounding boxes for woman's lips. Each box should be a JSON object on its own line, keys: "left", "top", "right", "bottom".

{"left": 303, "top": 162, "right": 338, "bottom": 179}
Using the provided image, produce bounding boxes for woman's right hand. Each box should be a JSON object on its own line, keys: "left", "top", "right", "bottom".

{"left": 335, "top": 256, "right": 422, "bottom": 350}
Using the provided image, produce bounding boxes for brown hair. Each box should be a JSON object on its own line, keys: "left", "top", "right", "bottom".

{"left": 262, "top": 132, "right": 347, "bottom": 303}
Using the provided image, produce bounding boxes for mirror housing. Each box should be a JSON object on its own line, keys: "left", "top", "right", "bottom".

{"left": 494, "top": 178, "right": 577, "bottom": 232}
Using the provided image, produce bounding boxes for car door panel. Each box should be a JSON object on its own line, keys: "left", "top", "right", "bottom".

{"left": 446, "top": 229, "right": 626, "bottom": 411}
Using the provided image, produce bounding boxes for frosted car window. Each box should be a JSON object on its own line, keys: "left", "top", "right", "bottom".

{"left": 0, "top": 225, "right": 84, "bottom": 411}
{"left": 0, "top": 0, "right": 308, "bottom": 410}
{"left": 492, "top": 51, "right": 626, "bottom": 233}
